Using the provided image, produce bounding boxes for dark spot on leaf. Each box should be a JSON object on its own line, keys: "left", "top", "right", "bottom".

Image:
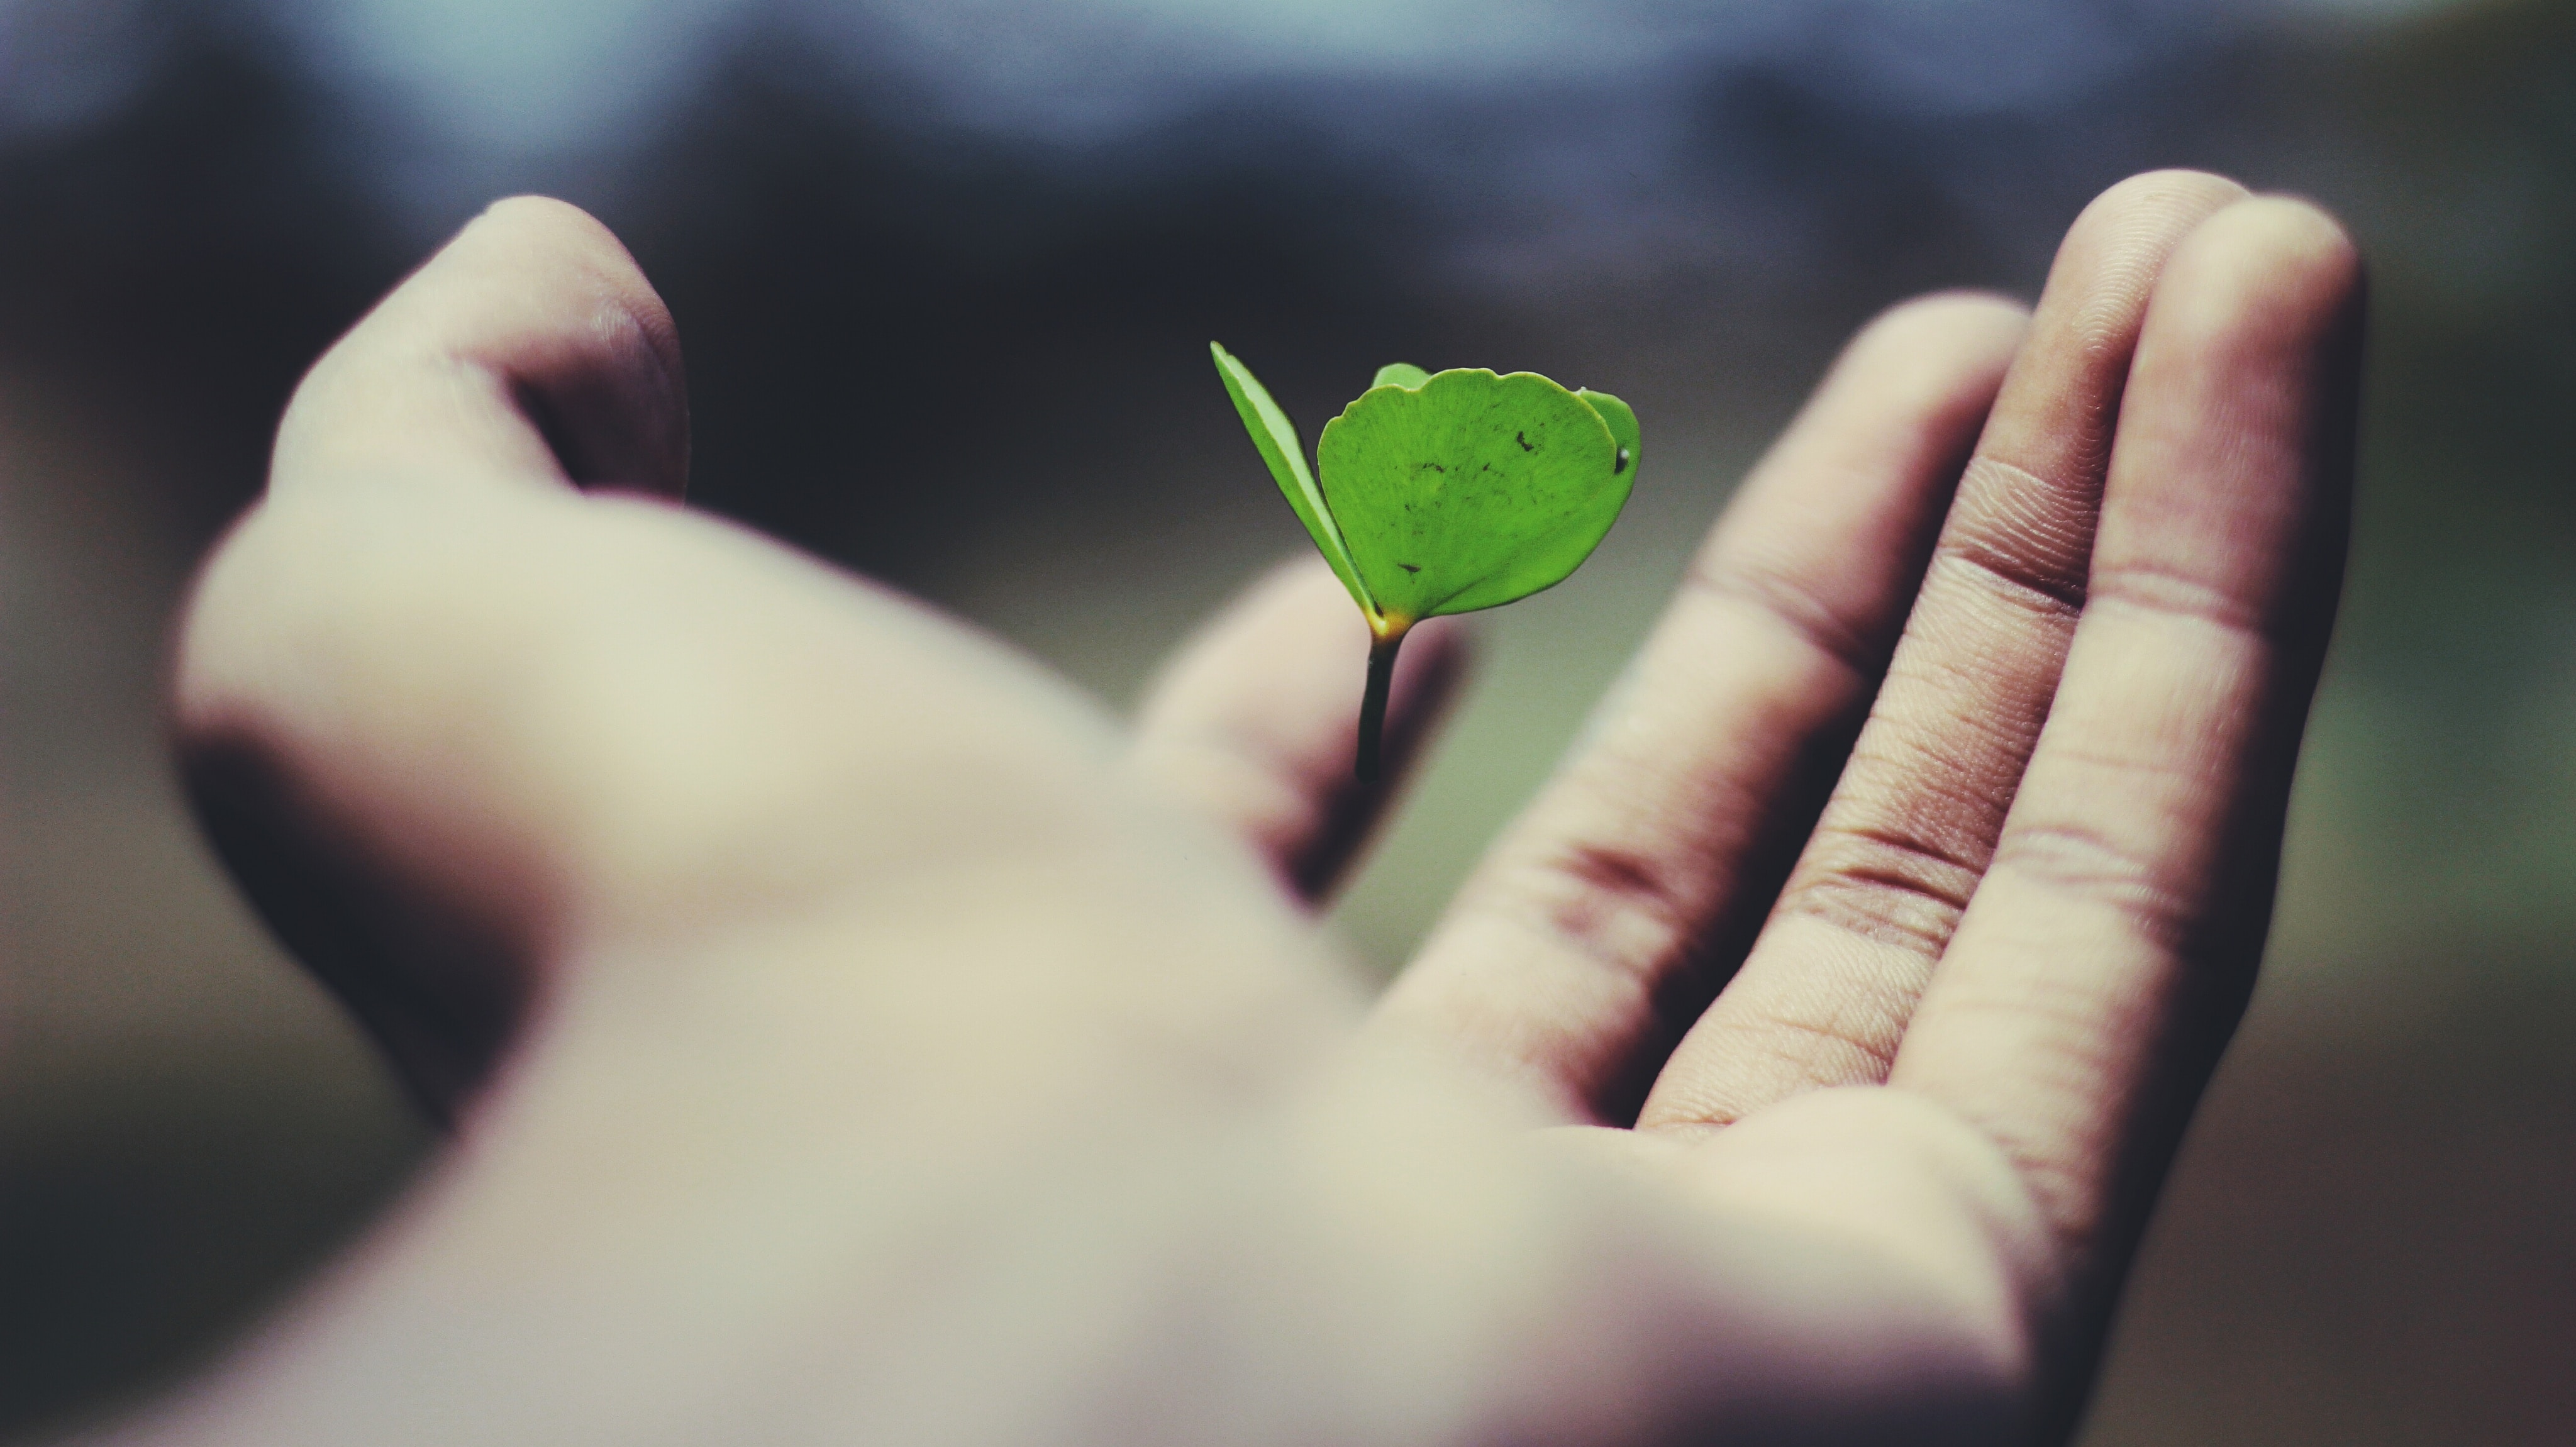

{"left": 1420, "top": 461, "right": 1446, "bottom": 473}
{"left": 1399, "top": 563, "right": 1421, "bottom": 574}
{"left": 1516, "top": 430, "right": 1534, "bottom": 452}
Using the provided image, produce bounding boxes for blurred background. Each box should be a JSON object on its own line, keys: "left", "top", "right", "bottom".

{"left": 0, "top": 0, "right": 2568, "bottom": 1441}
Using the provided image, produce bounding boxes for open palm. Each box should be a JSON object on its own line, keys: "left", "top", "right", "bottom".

{"left": 126, "top": 170, "right": 2358, "bottom": 1447}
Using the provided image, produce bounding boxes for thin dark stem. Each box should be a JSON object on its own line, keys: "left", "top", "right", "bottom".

{"left": 1357, "top": 629, "right": 1406, "bottom": 784}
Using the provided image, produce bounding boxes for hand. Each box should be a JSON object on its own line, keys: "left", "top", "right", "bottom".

{"left": 120, "top": 170, "right": 2358, "bottom": 1447}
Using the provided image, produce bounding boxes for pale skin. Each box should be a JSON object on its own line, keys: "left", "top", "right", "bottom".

{"left": 81, "top": 167, "right": 2357, "bottom": 1446}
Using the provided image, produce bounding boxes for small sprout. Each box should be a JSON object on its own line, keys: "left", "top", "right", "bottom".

{"left": 1211, "top": 341, "right": 1641, "bottom": 781}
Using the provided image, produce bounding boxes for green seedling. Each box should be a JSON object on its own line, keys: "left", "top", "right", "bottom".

{"left": 1212, "top": 341, "right": 1640, "bottom": 782}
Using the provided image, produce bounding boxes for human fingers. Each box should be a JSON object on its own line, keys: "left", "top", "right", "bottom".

{"left": 156, "top": 468, "right": 1394, "bottom": 1447}
{"left": 180, "top": 197, "right": 689, "bottom": 1117}
{"left": 182, "top": 198, "right": 907, "bottom": 1118}
{"left": 163, "top": 192, "right": 1412, "bottom": 1447}
{"left": 1127, "top": 557, "right": 1468, "bottom": 903}
{"left": 177, "top": 491, "right": 1067, "bottom": 1119}
{"left": 1887, "top": 202, "right": 2362, "bottom": 1413}
{"left": 271, "top": 195, "right": 688, "bottom": 499}
{"left": 1636, "top": 170, "right": 2250, "bottom": 1131}
{"left": 1372, "top": 292, "right": 2028, "bottom": 1124}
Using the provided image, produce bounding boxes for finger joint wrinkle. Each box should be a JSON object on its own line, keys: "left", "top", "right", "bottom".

{"left": 1990, "top": 820, "right": 2202, "bottom": 953}
{"left": 2085, "top": 560, "right": 2272, "bottom": 641}
{"left": 1938, "top": 455, "right": 2097, "bottom": 617}
{"left": 1728, "top": 999, "right": 1906, "bottom": 1084}
{"left": 1779, "top": 823, "right": 1985, "bottom": 956}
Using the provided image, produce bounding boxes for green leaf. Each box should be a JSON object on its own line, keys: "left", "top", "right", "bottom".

{"left": 1212, "top": 348, "right": 1641, "bottom": 784}
{"left": 1209, "top": 341, "right": 1372, "bottom": 614}
{"left": 1430, "top": 385, "right": 1639, "bottom": 615}
{"left": 1316, "top": 368, "right": 1636, "bottom": 624}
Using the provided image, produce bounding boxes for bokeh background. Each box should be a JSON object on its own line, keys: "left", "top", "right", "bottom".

{"left": 0, "top": 0, "right": 2568, "bottom": 1441}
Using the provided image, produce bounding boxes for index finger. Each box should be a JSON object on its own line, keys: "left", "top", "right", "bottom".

{"left": 271, "top": 196, "right": 689, "bottom": 500}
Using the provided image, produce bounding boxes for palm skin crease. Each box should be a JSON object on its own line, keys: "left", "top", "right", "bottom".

{"left": 89, "top": 167, "right": 2360, "bottom": 1447}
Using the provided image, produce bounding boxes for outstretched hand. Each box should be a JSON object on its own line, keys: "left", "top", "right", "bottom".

{"left": 128, "top": 170, "right": 2357, "bottom": 1447}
